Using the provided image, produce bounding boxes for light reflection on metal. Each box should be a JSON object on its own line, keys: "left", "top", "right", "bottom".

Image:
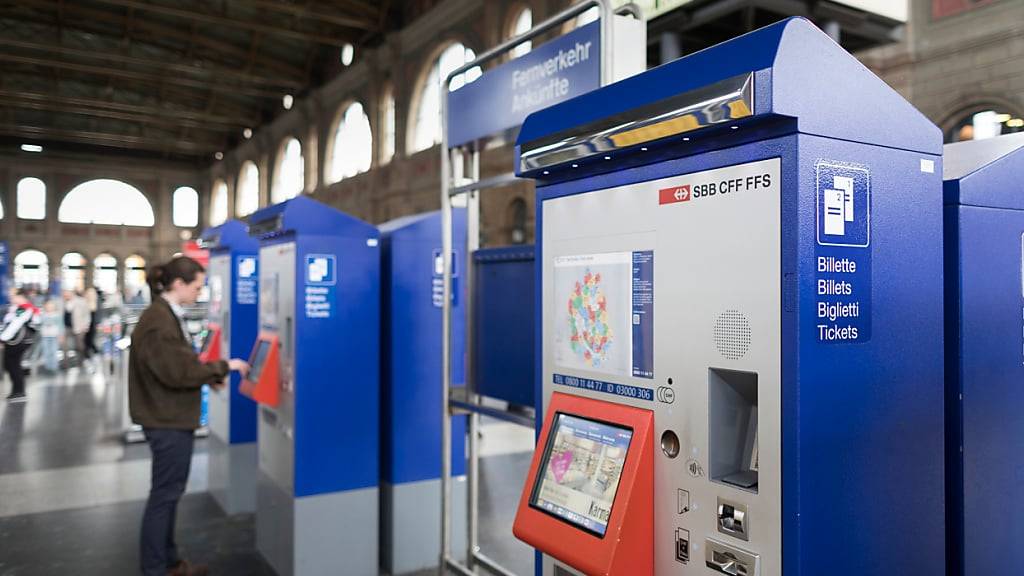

{"left": 519, "top": 73, "right": 754, "bottom": 172}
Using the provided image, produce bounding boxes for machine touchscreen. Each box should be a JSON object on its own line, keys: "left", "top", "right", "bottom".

{"left": 248, "top": 340, "right": 270, "bottom": 382}
{"left": 530, "top": 413, "right": 633, "bottom": 537}
{"left": 199, "top": 329, "right": 214, "bottom": 354}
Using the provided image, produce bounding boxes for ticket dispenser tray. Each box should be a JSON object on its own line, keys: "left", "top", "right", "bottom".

{"left": 513, "top": 392, "right": 654, "bottom": 576}
{"left": 240, "top": 333, "right": 280, "bottom": 407}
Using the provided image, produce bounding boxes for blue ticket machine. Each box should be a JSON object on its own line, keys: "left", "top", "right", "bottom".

{"left": 246, "top": 196, "right": 380, "bottom": 576}
{"left": 379, "top": 209, "right": 468, "bottom": 574}
{"left": 199, "top": 220, "right": 259, "bottom": 515}
{"left": 943, "top": 133, "right": 1024, "bottom": 576}
{"left": 513, "top": 17, "right": 945, "bottom": 576}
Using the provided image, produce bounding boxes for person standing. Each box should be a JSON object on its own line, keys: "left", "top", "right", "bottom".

{"left": 69, "top": 290, "right": 90, "bottom": 369}
{"left": 38, "top": 299, "right": 62, "bottom": 374}
{"left": 129, "top": 256, "right": 248, "bottom": 576}
{"left": 84, "top": 287, "right": 100, "bottom": 361}
{"left": 2, "top": 288, "right": 40, "bottom": 402}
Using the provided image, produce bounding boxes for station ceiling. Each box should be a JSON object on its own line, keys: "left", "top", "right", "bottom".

{"left": 0, "top": 0, "right": 400, "bottom": 165}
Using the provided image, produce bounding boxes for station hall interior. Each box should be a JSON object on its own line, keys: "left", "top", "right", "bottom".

{"left": 1, "top": 1, "right": 1023, "bottom": 575}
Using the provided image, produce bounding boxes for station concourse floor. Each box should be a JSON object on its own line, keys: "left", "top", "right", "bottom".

{"left": 0, "top": 362, "right": 535, "bottom": 576}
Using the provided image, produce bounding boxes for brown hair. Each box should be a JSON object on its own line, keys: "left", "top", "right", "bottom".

{"left": 147, "top": 256, "right": 205, "bottom": 295}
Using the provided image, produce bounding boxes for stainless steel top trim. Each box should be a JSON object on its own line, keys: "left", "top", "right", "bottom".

{"left": 519, "top": 72, "right": 755, "bottom": 172}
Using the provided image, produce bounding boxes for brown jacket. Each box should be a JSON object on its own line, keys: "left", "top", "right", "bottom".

{"left": 128, "top": 296, "right": 228, "bottom": 430}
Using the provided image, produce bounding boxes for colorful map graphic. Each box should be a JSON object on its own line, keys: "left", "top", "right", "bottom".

{"left": 567, "top": 269, "right": 614, "bottom": 368}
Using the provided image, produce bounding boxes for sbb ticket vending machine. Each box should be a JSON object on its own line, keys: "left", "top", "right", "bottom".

{"left": 512, "top": 18, "right": 946, "bottom": 576}
{"left": 244, "top": 196, "right": 381, "bottom": 576}
{"left": 199, "top": 220, "right": 260, "bottom": 515}
{"left": 943, "top": 133, "right": 1024, "bottom": 576}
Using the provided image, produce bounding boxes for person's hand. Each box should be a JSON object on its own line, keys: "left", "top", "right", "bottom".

{"left": 228, "top": 358, "right": 250, "bottom": 378}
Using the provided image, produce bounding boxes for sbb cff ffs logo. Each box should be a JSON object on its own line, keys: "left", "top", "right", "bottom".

{"left": 659, "top": 173, "right": 773, "bottom": 205}
{"left": 658, "top": 185, "right": 690, "bottom": 205}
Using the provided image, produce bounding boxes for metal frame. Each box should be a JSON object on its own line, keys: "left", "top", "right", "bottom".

{"left": 439, "top": 3, "right": 642, "bottom": 574}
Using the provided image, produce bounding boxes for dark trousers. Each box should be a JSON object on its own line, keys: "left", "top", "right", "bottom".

{"left": 3, "top": 342, "right": 29, "bottom": 397}
{"left": 141, "top": 428, "right": 195, "bottom": 576}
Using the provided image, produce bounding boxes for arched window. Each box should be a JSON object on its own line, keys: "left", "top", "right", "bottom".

{"left": 173, "top": 186, "right": 199, "bottom": 228}
{"left": 59, "top": 179, "right": 154, "bottom": 226}
{"left": 0, "top": 196, "right": 5, "bottom": 219}
{"left": 17, "top": 177, "right": 46, "bottom": 220}
{"left": 409, "top": 42, "right": 482, "bottom": 154}
{"left": 61, "top": 252, "right": 87, "bottom": 292}
{"left": 380, "top": 87, "right": 396, "bottom": 165}
{"left": 509, "top": 7, "right": 533, "bottom": 58}
{"left": 328, "top": 101, "right": 372, "bottom": 183}
{"left": 210, "top": 179, "right": 229, "bottom": 226}
{"left": 236, "top": 161, "right": 260, "bottom": 216}
{"left": 946, "top": 108, "right": 1024, "bottom": 143}
{"left": 273, "top": 137, "right": 304, "bottom": 203}
{"left": 124, "top": 254, "right": 148, "bottom": 302}
{"left": 93, "top": 253, "right": 118, "bottom": 295}
{"left": 13, "top": 250, "right": 48, "bottom": 289}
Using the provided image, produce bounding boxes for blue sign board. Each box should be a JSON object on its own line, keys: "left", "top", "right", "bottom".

{"left": 304, "top": 253, "right": 336, "bottom": 319}
{"left": 814, "top": 161, "right": 872, "bottom": 343}
{"left": 446, "top": 22, "right": 601, "bottom": 147}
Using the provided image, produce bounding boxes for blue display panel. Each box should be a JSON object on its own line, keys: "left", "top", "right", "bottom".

{"left": 530, "top": 413, "right": 633, "bottom": 537}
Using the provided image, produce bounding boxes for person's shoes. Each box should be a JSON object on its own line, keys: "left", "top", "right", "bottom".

{"left": 167, "top": 560, "right": 209, "bottom": 576}
{"left": 6, "top": 394, "right": 27, "bottom": 404}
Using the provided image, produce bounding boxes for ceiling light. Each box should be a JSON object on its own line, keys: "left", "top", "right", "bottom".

{"left": 20, "top": 144, "right": 42, "bottom": 153}
{"left": 341, "top": 43, "right": 354, "bottom": 66}
{"left": 215, "top": 152, "right": 224, "bottom": 160}
{"left": 243, "top": 128, "right": 253, "bottom": 139}
{"left": 282, "top": 94, "right": 294, "bottom": 110}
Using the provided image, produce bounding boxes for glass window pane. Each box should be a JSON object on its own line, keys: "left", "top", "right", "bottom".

{"left": 58, "top": 179, "right": 154, "bottom": 226}
{"left": 173, "top": 186, "right": 199, "bottom": 227}
{"left": 13, "top": 250, "right": 48, "bottom": 289}
{"left": 210, "top": 180, "right": 228, "bottom": 226}
{"left": 329, "top": 102, "right": 373, "bottom": 183}
{"left": 17, "top": 177, "right": 46, "bottom": 220}
{"left": 273, "top": 138, "right": 304, "bottom": 203}
{"left": 236, "top": 162, "right": 260, "bottom": 216}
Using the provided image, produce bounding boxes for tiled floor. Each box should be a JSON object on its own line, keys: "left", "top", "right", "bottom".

{"left": 0, "top": 361, "right": 536, "bottom": 576}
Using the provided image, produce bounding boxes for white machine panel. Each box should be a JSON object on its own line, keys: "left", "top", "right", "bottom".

{"left": 258, "top": 241, "right": 297, "bottom": 494}
{"left": 541, "top": 158, "right": 782, "bottom": 575}
{"left": 207, "top": 253, "right": 231, "bottom": 442}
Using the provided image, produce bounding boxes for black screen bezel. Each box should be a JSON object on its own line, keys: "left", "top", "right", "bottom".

{"left": 527, "top": 411, "right": 634, "bottom": 539}
{"left": 248, "top": 340, "right": 270, "bottom": 382}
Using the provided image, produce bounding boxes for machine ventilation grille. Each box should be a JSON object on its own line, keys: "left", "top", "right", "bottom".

{"left": 714, "top": 310, "right": 752, "bottom": 360}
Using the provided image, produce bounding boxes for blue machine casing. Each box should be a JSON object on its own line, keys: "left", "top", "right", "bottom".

{"left": 472, "top": 246, "right": 536, "bottom": 408}
{"left": 380, "top": 209, "right": 467, "bottom": 485}
{"left": 943, "top": 133, "right": 1024, "bottom": 576}
{"left": 200, "top": 220, "right": 259, "bottom": 444}
{"left": 517, "top": 17, "right": 945, "bottom": 575}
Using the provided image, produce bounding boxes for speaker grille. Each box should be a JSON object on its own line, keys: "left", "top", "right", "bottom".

{"left": 714, "top": 310, "right": 752, "bottom": 360}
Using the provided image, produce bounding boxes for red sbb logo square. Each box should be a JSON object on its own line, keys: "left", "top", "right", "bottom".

{"left": 659, "top": 185, "right": 691, "bottom": 205}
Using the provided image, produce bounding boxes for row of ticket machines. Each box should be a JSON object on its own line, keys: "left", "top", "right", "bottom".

{"left": 198, "top": 17, "right": 1018, "bottom": 576}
